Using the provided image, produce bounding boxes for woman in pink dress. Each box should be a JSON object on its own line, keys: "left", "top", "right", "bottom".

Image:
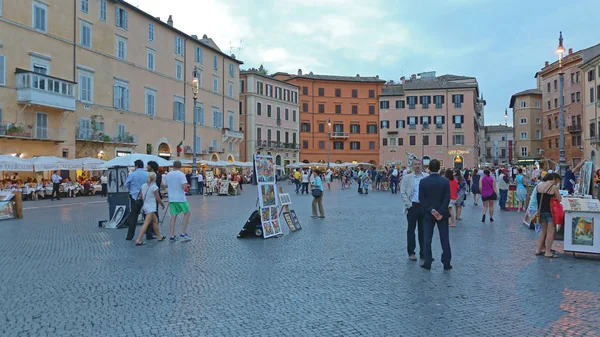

{"left": 479, "top": 169, "right": 498, "bottom": 222}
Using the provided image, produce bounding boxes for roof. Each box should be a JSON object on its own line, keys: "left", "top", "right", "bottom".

{"left": 509, "top": 88, "right": 542, "bottom": 108}
{"left": 240, "top": 70, "right": 300, "bottom": 88}
{"left": 283, "top": 73, "right": 386, "bottom": 83}
{"left": 118, "top": 1, "right": 242, "bottom": 64}
{"left": 580, "top": 43, "right": 600, "bottom": 69}
{"left": 380, "top": 85, "right": 405, "bottom": 97}
{"left": 538, "top": 43, "right": 600, "bottom": 77}
{"left": 402, "top": 74, "right": 479, "bottom": 91}
{"left": 484, "top": 125, "right": 514, "bottom": 133}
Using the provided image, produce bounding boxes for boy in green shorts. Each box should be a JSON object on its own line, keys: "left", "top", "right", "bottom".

{"left": 166, "top": 161, "right": 192, "bottom": 241}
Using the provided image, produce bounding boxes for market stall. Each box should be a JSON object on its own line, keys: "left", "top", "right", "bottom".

{"left": 562, "top": 196, "right": 600, "bottom": 257}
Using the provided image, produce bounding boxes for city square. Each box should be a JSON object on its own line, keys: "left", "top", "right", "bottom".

{"left": 1, "top": 183, "right": 599, "bottom": 337}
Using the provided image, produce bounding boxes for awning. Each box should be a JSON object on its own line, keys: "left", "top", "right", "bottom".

{"left": 516, "top": 159, "right": 540, "bottom": 165}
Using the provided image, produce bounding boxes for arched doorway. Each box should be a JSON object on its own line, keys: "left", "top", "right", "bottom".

{"left": 453, "top": 155, "right": 464, "bottom": 169}
{"left": 275, "top": 155, "right": 282, "bottom": 165}
{"left": 227, "top": 154, "right": 234, "bottom": 162}
{"left": 157, "top": 143, "right": 171, "bottom": 160}
{"left": 211, "top": 153, "right": 219, "bottom": 162}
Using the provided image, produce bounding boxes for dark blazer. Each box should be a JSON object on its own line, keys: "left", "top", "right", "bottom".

{"left": 418, "top": 173, "right": 451, "bottom": 219}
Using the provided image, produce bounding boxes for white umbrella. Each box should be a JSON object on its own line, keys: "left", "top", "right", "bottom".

{"left": 70, "top": 157, "right": 105, "bottom": 171}
{"left": 104, "top": 154, "right": 171, "bottom": 168}
{"left": 206, "top": 160, "right": 230, "bottom": 167}
{"left": 25, "top": 156, "right": 79, "bottom": 171}
{"left": 286, "top": 162, "right": 300, "bottom": 169}
{"left": 357, "top": 162, "right": 376, "bottom": 167}
{"left": 0, "top": 155, "right": 34, "bottom": 171}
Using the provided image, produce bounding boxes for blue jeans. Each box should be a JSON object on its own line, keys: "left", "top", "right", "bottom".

{"left": 499, "top": 189, "right": 508, "bottom": 210}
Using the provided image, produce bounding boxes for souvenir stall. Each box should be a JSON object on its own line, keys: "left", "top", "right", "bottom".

{"left": 562, "top": 196, "right": 600, "bottom": 257}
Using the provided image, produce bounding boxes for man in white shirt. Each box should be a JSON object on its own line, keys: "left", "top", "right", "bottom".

{"left": 51, "top": 170, "right": 62, "bottom": 201}
{"left": 100, "top": 173, "right": 108, "bottom": 197}
{"left": 390, "top": 167, "right": 399, "bottom": 194}
{"left": 197, "top": 172, "right": 204, "bottom": 195}
{"left": 301, "top": 170, "right": 309, "bottom": 195}
{"left": 166, "top": 161, "right": 192, "bottom": 241}
{"left": 498, "top": 168, "right": 510, "bottom": 211}
{"left": 400, "top": 158, "right": 429, "bottom": 261}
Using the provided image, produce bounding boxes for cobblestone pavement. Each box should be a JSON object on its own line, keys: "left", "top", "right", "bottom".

{"left": 1, "top": 181, "right": 599, "bottom": 336}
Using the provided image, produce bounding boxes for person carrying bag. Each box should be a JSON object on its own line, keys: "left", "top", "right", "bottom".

{"left": 311, "top": 169, "right": 325, "bottom": 219}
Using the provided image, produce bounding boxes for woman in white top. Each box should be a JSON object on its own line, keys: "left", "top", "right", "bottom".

{"left": 135, "top": 172, "right": 166, "bottom": 246}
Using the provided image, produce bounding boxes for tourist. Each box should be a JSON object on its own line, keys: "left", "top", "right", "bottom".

{"left": 310, "top": 169, "right": 325, "bottom": 218}
{"left": 480, "top": 169, "right": 498, "bottom": 222}
{"left": 471, "top": 168, "right": 481, "bottom": 205}
{"left": 147, "top": 160, "right": 162, "bottom": 237}
{"left": 166, "top": 160, "right": 192, "bottom": 241}
{"left": 294, "top": 169, "right": 301, "bottom": 194}
{"left": 400, "top": 158, "right": 428, "bottom": 261}
{"left": 498, "top": 168, "right": 510, "bottom": 211}
{"left": 454, "top": 171, "right": 467, "bottom": 221}
{"left": 341, "top": 174, "right": 347, "bottom": 190}
{"left": 361, "top": 168, "right": 372, "bottom": 195}
{"left": 125, "top": 160, "right": 149, "bottom": 241}
{"left": 445, "top": 169, "right": 458, "bottom": 227}
{"left": 51, "top": 170, "right": 62, "bottom": 201}
{"left": 325, "top": 168, "right": 332, "bottom": 191}
{"left": 418, "top": 159, "right": 452, "bottom": 270}
{"left": 135, "top": 172, "right": 166, "bottom": 246}
{"left": 197, "top": 171, "right": 204, "bottom": 195}
{"left": 100, "top": 173, "right": 108, "bottom": 197}
{"left": 301, "top": 169, "right": 309, "bottom": 195}
{"left": 390, "top": 166, "right": 399, "bottom": 194}
{"left": 534, "top": 173, "right": 562, "bottom": 258}
{"left": 515, "top": 168, "right": 528, "bottom": 212}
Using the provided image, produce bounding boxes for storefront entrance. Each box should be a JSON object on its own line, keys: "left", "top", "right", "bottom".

{"left": 453, "top": 155, "right": 464, "bottom": 169}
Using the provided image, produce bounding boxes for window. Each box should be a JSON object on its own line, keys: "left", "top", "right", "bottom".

{"left": 520, "top": 132, "right": 527, "bottom": 140}
{"left": 554, "top": 79, "right": 557, "bottom": 91}
{"left": 396, "top": 120, "right": 405, "bottom": 129}
{"left": 113, "top": 80, "right": 129, "bottom": 110}
{"left": 520, "top": 101, "right": 526, "bottom": 108}
{"left": 409, "top": 136, "right": 416, "bottom": 146}
{"left": 303, "top": 103, "right": 309, "bottom": 112}
{"left": 369, "top": 141, "right": 375, "bottom": 150}
{"left": 571, "top": 73, "right": 575, "bottom": 84}
{"left": 80, "top": 21, "right": 92, "bottom": 48}
{"left": 213, "top": 56, "right": 218, "bottom": 70}
{"left": 548, "top": 140, "right": 552, "bottom": 149}
{"left": 500, "top": 149, "right": 506, "bottom": 158}
{"left": 350, "top": 124, "right": 360, "bottom": 133}
{"left": 368, "top": 106, "right": 375, "bottom": 114}
{"left": 407, "top": 96, "right": 417, "bottom": 109}
{"left": 78, "top": 118, "right": 91, "bottom": 139}
{"left": 36, "top": 112, "right": 48, "bottom": 139}
{"left": 399, "top": 138, "right": 404, "bottom": 146}
{"left": 591, "top": 88, "right": 595, "bottom": 103}
{"left": 99, "top": 0, "right": 107, "bottom": 21}
{"left": 389, "top": 138, "right": 396, "bottom": 146}
{"left": 145, "top": 88, "right": 156, "bottom": 116}
{"left": 292, "top": 110, "right": 297, "bottom": 122}
{"left": 173, "top": 97, "right": 185, "bottom": 121}
{"left": 303, "top": 140, "right": 309, "bottom": 149}
{"left": 228, "top": 82, "right": 233, "bottom": 98}
{"left": 229, "top": 63, "right": 235, "bottom": 78}
{"left": 554, "top": 98, "right": 558, "bottom": 108}
{"left": 436, "top": 135, "right": 443, "bottom": 145}
{"left": 350, "top": 141, "right": 360, "bottom": 150}
{"left": 256, "top": 81, "right": 264, "bottom": 95}
{"left": 195, "top": 136, "right": 201, "bottom": 152}
{"left": 275, "top": 87, "right": 281, "bottom": 99}
{"left": 318, "top": 141, "right": 325, "bottom": 149}
{"left": 0, "top": 54, "right": 5, "bottom": 86}
{"left": 453, "top": 135, "right": 464, "bottom": 145}
{"left": 267, "top": 105, "right": 272, "bottom": 118}
{"left": 115, "top": 6, "right": 128, "bottom": 30}
{"left": 116, "top": 36, "right": 127, "bottom": 60}
{"left": 422, "top": 135, "right": 429, "bottom": 146}
{"left": 148, "top": 23, "right": 154, "bottom": 43}
{"left": 276, "top": 107, "right": 281, "bottom": 121}
{"left": 576, "top": 71, "right": 581, "bottom": 82}
{"left": 318, "top": 88, "right": 324, "bottom": 96}
{"left": 352, "top": 106, "right": 358, "bottom": 114}
{"left": 589, "top": 69, "right": 595, "bottom": 82}
{"left": 33, "top": 1, "right": 47, "bottom": 32}
{"left": 380, "top": 120, "right": 389, "bottom": 129}
{"left": 555, "top": 117, "right": 558, "bottom": 129}
{"left": 434, "top": 115, "right": 444, "bottom": 126}
{"left": 228, "top": 110, "right": 234, "bottom": 129}
{"left": 571, "top": 93, "right": 576, "bottom": 103}
{"left": 396, "top": 100, "right": 405, "bottom": 108}
{"left": 301, "top": 122, "right": 311, "bottom": 132}
{"left": 335, "top": 88, "right": 341, "bottom": 97}
{"left": 146, "top": 48, "right": 155, "bottom": 70}
{"left": 318, "top": 104, "right": 325, "bottom": 113}
{"left": 256, "top": 127, "right": 262, "bottom": 141}
{"left": 520, "top": 118, "right": 527, "bottom": 124}
{"left": 318, "top": 123, "right": 325, "bottom": 133}
{"left": 335, "top": 105, "right": 341, "bottom": 114}
{"left": 576, "top": 92, "right": 581, "bottom": 102}
{"left": 195, "top": 103, "right": 204, "bottom": 125}
{"left": 78, "top": 70, "right": 93, "bottom": 103}
{"left": 369, "top": 90, "right": 375, "bottom": 98}
{"left": 380, "top": 101, "right": 389, "bottom": 109}
{"left": 408, "top": 116, "right": 417, "bottom": 127}
{"left": 434, "top": 95, "right": 444, "bottom": 108}
{"left": 213, "top": 76, "right": 218, "bottom": 93}
{"left": 352, "top": 89, "right": 358, "bottom": 98}
{"left": 212, "top": 139, "right": 218, "bottom": 150}
{"left": 212, "top": 108, "right": 223, "bottom": 128}
{"left": 547, "top": 101, "right": 551, "bottom": 109}
{"left": 334, "top": 141, "right": 344, "bottom": 150}
{"left": 175, "top": 36, "right": 184, "bottom": 56}
{"left": 367, "top": 124, "right": 377, "bottom": 134}
{"left": 420, "top": 95, "right": 431, "bottom": 108}
{"left": 176, "top": 61, "right": 183, "bottom": 80}
{"left": 452, "top": 94, "right": 464, "bottom": 108}
{"left": 547, "top": 82, "right": 551, "bottom": 92}
{"left": 520, "top": 147, "right": 528, "bottom": 157}
{"left": 285, "top": 109, "right": 289, "bottom": 120}
{"left": 302, "top": 86, "right": 308, "bottom": 95}
{"left": 536, "top": 101, "right": 541, "bottom": 108}
{"left": 453, "top": 115, "right": 464, "bottom": 126}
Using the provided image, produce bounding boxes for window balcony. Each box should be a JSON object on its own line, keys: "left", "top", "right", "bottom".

{"left": 15, "top": 69, "right": 77, "bottom": 111}
{"left": 409, "top": 124, "right": 416, "bottom": 130}
{"left": 0, "top": 123, "right": 67, "bottom": 143}
{"left": 329, "top": 132, "right": 349, "bottom": 139}
{"left": 591, "top": 136, "right": 600, "bottom": 145}
{"left": 75, "top": 128, "right": 137, "bottom": 145}
{"left": 222, "top": 128, "right": 244, "bottom": 143}
{"left": 567, "top": 124, "right": 582, "bottom": 133}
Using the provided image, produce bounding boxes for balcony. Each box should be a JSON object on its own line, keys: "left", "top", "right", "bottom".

{"left": 591, "top": 137, "right": 600, "bottom": 145}
{"left": 329, "top": 132, "right": 349, "bottom": 139}
{"left": 75, "top": 128, "right": 137, "bottom": 145}
{"left": 276, "top": 118, "right": 282, "bottom": 126}
{"left": 567, "top": 124, "right": 582, "bottom": 133}
{"left": 409, "top": 124, "right": 417, "bottom": 130}
{"left": 256, "top": 140, "right": 299, "bottom": 151}
{"left": 436, "top": 123, "right": 443, "bottom": 129}
{"left": 15, "top": 69, "right": 77, "bottom": 111}
{"left": 222, "top": 128, "right": 244, "bottom": 143}
{"left": 0, "top": 123, "right": 67, "bottom": 143}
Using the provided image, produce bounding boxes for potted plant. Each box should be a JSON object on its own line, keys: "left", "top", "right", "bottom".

{"left": 7, "top": 125, "right": 26, "bottom": 137}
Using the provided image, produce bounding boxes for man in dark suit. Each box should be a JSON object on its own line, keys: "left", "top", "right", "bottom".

{"left": 418, "top": 159, "right": 452, "bottom": 270}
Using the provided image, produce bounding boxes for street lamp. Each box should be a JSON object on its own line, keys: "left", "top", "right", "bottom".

{"left": 190, "top": 69, "right": 200, "bottom": 194}
{"left": 556, "top": 31, "right": 567, "bottom": 177}
{"left": 504, "top": 109, "right": 508, "bottom": 166}
{"left": 327, "top": 118, "right": 331, "bottom": 168}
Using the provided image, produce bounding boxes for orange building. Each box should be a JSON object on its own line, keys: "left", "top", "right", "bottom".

{"left": 273, "top": 70, "right": 385, "bottom": 164}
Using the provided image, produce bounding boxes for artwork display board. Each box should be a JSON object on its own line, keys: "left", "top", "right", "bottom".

{"left": 106, "top": 205, "right": 126, "bottom": 229}
{"left": 0, "top": 201, "right": 16, "bottom": 221}
{"left": 282, "top": 210, "right": 302, "bottom": 232}
{"left": 219, "top": 180, "right": 230, "bottom": 195}
{"left": 279, "top": 193, "right": 291, "bottom": 206}
{"left": 254, "top": 155, "right": 280, "bottom": 238}
{"left": 578, "top": 162, "right": 593, "bottom": 196}
{"left": 205, "top": 171, "right": 214, "bottom": 194}
{"left": 563, "top": 197, "right": 600, "bottom": 254}
{"left": 260, "top": 205, "right": 282, "bottom": 238}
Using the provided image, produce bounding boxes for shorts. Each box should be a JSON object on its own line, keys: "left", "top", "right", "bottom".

{"left": 449, "top": 199, "right": 457, "bottom": 207}
{"left": 482, "top": 194, "right": 497, "bottom": 201}
{"left": 169, "top": 201, "right": 190, "bottom": 215}
{"left": 539, "top": 212, "right": 553, "bottom": 223}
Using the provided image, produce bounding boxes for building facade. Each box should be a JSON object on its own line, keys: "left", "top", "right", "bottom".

{"left": 273, "top": 70, "right": 385, "bottom": 165}
{"left": 0, "top": 0, "right": 242, "bottom": 162}
{"left": 239, "top": 69, "right": 300, "bottom": 168}
{"left": 482, "top": 124, "right": 514, "bottom": 166}
{"left": 378, "top": 72, "right": 484, "bottom": 169}
{"left": 509, "top": 89, "right": 543, "bottom": 164}
{"left": 579, "top": 45, "right": 600, "bottom": 168}
{"left": 538, "top": 48, "right": 585, "bottom": 166}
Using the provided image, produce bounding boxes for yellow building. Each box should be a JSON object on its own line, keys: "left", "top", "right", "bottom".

{"left": 0, "top": 0, "right": 243, "bottom": 162}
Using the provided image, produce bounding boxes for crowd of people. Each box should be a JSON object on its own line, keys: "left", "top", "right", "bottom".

{"left": 1, "top": 172, "right": 104, "bottom": 200}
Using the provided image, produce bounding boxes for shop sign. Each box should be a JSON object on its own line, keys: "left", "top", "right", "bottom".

{"left": 448, "top": 149, "right": 470, "bottom": 155}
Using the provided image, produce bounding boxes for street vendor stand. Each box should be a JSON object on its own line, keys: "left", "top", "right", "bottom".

{"left": 562, "top": 196, "right": 600, "bottom": 257}
{"left": 506, "top": 185, "right": 534, "bottom": 211}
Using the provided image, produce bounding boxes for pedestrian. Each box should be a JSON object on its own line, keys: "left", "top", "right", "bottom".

{"left": 563, "top": 161, "right": 586, "bottom": 194}
{"left": 325, "top": 168, "right": 332, "bottom": 191}
{"left": 341, "top": 174, "right": 347, "bottom": 190}
{"left": 514, "top": 168, "right": 528, "bottom": 212}
{"left": 166, "top": 160, "right": 192, "bottom": 241}
{"left": 361, "top": 168, "right": 371, "bottom": 195}
{"left": 197, "top": 171, "right": 204, "bottom": 195}
{"left": 454, "top": 172, "right": 467, "bottom": 221}
{"left": 534, "top": 173, "right": 562, "bottom": 258}
{"left": 480, "top": 169, "right": 498, "bottom": 222}
{"left": 445, "top": 169, "right": 458, "bottom": 227}
{"left": 311, "top": 169, "right": 325, "bottom": 219}
{"left": 418, "top": 159, "right": 452, "bottom": 270}
{"left": 125, "top": 160, "right": 150, "bottom": 241}
{"left": 400, "top": 158, "right": 428, "bottom": 261}
{"left": 146, "top": 161, "right": 162, "bottom": 237}
{"left": 498, "top": 168, "right": 510, "bottom": 211}
{"left": 134, "top": 172, "right": 166, "bottom": 246}
{"left": 471, "top": 168, "right": 481, "bottom": 205}
{"left": 51, "top": 170, "right": 62, "bottom": 201}
{"left": 294, "top": 169, "right": 301, "bottom": 194}
{"left": 390, "top": 166, "right": 399, "bottom": 194}
{"left": 100, "top": 173, "right": 108, "bottom": 197}
{"left": 301, "top": 169, "right": 309, "bottom": 195}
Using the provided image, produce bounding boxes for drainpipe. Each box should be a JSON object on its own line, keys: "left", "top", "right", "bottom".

{"left": 222, "top": 56, "right": 225, "bottom": 151}
{"left": 445, "top": 89, "right": 449, "bottom": 165}
{"left": 73, "top": 0, "right": 76, "bottom": 82}
{"left": 183, "top": 37, "right": 187, "bottom": 141}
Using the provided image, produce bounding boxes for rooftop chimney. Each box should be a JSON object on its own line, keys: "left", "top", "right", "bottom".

{"left": 568, "top": 48, "right": 573, "bottom": 55}
{"left": 202, "top": 34, "right": 208, "bottom": 39}
{"left": 356, "top": 74, "right": 360, "bottom": 77}
{"left": 298, "top": 69, "right": 302, "bottom": 76}
{"left": 400, "top": 76, "right": 405, "bottom": 84}
{"left": 156, "top": 17, "right": 160, "bottom": 21}
{"left": 545, "top": 61, "right": 549, "bottom": 66}
{"left": 375, "top": 75, "right": 379, "bottom": 79}
{"left": 167, "top": 15, "right": 173, "bottom": 26}
{"left": 410, "top": 74, "right": 416, "bottom": 80}
{"left": 191, "top": 35, "right": 198, "bottom": 39}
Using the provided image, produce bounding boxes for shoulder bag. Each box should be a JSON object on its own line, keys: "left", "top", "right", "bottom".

{"left": 531, "top": 185, "right": 552, "bottom": 224}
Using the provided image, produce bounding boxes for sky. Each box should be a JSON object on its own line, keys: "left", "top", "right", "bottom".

{"left": 127, "top": 0, "right": 599, "bottom": 126}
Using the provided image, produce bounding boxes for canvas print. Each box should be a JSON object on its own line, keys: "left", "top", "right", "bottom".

{"left": 568, "top": 199, "right": 583, "bottom": 211}
{"left": 255, "top": 156, "right": 275, "bottom": 183}
{"left": 106, "top": 205, "right": 126, "bottom": 229}
{"left": 259, "top": 184, "right": 277, "bottom": 207}
{"left": 271, "top": 219, "right": 282, "bottom": 235}
{"left": 580, "top": 162, "right": 593, "bottom": 195}
{"left": 279, "top": 193, "right": 292, "bottom": 205}
{"left": 117, "top": 167, "right": 129, "bottom": 193}
{"left": 107, "top": 169, "right": 118, "bottom": 194}
{"left": 283, "top": 212, "right": 296, "bottom": 231}
{"left": 289, "top": 210, "right": 302, "bottom": 230}
{"left": 572, "top": 216, "right": 594, "bottom": 246}
{"left": 587, "top": 200, "right": 600, "bottom": 212}
{"left": 261, "top": 207, "right": 271, "bottom": 223}
{"left": 0, "top": 201, "right": 16, "bottom": 220}
{"left": 270, "top": 206, "right": 279, "bottom": 220}
{"left": 262, "top": 221, "right": 275, "bottom": 237}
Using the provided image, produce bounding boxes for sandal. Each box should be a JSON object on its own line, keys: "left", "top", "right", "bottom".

{"left": 535, "top": 252, "right": 544, "bottom": 256}
{"left": 135, "top": 242, "right": 146, "bottom": 246}
{"left": 157, "top": 236, "right": 167, "bottom": 241}
{"left": 544, "top": 253, "right": 559, "bottom": 258}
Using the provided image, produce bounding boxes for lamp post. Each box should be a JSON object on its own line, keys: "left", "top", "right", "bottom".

{"left": 190, "top": 70, "right": 199, "bottom": 194}
{"left": 504, "top": 109, "right": 508, "bottom": 166}
{"left": 556, "top": 31, "right": 567, "bottom": 177}
{"left": 327, "top": 118, "right": 331, "bottom": 168}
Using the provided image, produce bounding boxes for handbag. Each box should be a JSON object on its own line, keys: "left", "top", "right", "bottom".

{"left": 550, "top": 197, "right": 564, "bottom": 226}
{"left": 531, "top": 185, "right": 551, "bottom": 224}
{"left": 133, "top": 184, "right": 151, "bottom": 214}
{"left": 312, "top": 188, "right": 323, "bottom": 198}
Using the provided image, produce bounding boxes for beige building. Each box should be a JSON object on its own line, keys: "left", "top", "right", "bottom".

{"left": 509, "top": 89, "right": 543, "bottom": 164}
{"left": 482, "top": 124, "right": 513, "bottom": 166}
{"left": 239, "top": 69, "right": 300, "bottom": 168}
{"left": 579, "top": 45, "right": 600, "bottom": 167}
{"left": 0, "top": 0, "right": 242, "bottom": 162}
